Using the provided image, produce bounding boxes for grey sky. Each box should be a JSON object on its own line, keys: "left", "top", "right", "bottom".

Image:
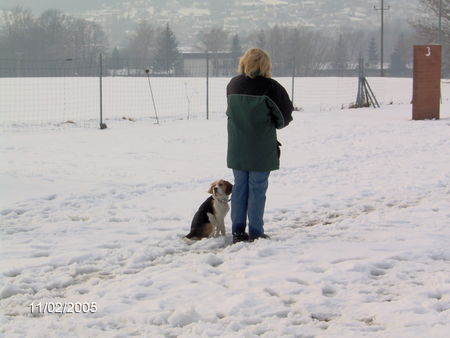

{"left": 0, "top": 0, "right": 109, "bottom": 13}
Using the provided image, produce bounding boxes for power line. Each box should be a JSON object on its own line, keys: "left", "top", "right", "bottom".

{"left": 374, "top": 0, "right": 390, "bottom": 77}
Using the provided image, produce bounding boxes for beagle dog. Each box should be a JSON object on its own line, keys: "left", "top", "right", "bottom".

{"left": 185, "top": 180, "right": 233, "bottom": 240}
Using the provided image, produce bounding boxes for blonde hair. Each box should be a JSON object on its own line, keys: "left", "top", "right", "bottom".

{"left": 238, "top": 48, "right": 272, "bottom": 79}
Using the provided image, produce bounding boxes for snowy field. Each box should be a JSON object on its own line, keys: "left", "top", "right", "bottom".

{"left": 2, "top": 77, "right": 446, "bottom": 127}
{"left": 1, "top": 78, "right": 450, "bottom": 337}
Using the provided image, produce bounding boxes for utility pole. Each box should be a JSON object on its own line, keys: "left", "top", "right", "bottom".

{"left": 438, "top": 0, "right": 442, "bottom": 45}
{"left": 206, "top": 50, "right": 209, "bottom": 120}
{"left": 374, "top": 0, "right": 390, "bottom": 77}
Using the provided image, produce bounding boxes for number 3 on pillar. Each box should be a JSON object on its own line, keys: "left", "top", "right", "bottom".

{"left": 426, "top": 47, "right": 431, "bottom": 57}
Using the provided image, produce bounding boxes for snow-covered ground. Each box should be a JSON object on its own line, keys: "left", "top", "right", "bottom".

{"left": 1, "top": 77, "right": 442, "bottom": 127}
{"left": 1, "top": 80, "right": 450, "bottom": 337}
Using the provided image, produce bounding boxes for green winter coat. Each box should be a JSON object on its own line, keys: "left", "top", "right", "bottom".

{"left": 226, "top": 74, "right": 293, "bottom": 172}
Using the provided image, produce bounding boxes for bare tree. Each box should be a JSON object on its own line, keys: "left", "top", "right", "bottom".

{"left": 411, "top": 0, "right": 449, "bottom": 72}
{"left": 1, "top": 7, "right": 108, "bottom": 75}
{"left": 340, "top": 28, "right": 368, "bottom": 68}
{"left": 1, "top": 7, "right": 36, "bottom": 58}
{"left": 197, "top": 27, "right": 228, "bottom": 76}
{"left": 293, "top": 28, "right": 333, "bottom": 76}
{"left": 124, "top": 21, "right": 155, "bottom": 68}
{"left": 243, "top": 26, "right": 333, "bottom": 76}
{"left": 65, "top": 17, "right": 108, "bottom": 70}
{"left": 412, "top": 0, "right": 449, "bottom": 42}
{"left": 197, "top": 27, "right": 228, "bottom": 52}
{"left": 35, "top": 10, "right": 68, "bottom": 59}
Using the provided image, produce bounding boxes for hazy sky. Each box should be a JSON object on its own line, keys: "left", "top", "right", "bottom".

{"left": 0, "top": 0, "right": 109, "bottom": 13}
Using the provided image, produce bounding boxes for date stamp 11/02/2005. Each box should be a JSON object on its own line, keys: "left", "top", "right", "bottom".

{"left": 30, "top": 302, "right": 97, "bottom": 314}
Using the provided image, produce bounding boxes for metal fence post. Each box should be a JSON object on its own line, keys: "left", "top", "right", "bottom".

{"left": 291, "top": 54, "right": 296, "bottom": 104}
{"left": 99, "top": 53, "right": 107, "bottom": 129}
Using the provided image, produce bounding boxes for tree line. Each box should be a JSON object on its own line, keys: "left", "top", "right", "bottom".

{"left": 0, "top": 1, "right": 448, "bottom": 77}
{"left": 103, "top": 22, "right": 418, "bottom": 77}
{"left": 0, "top": 7, "right": 106, "bottom": 74}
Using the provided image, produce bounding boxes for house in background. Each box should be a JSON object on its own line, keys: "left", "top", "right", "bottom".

{"left": 181, "top": 52, "right": 238, "bottom": 77}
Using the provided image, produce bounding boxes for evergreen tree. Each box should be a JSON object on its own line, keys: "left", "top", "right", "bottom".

{"left": 288, "top": 28, "right": 301, "bottom": 74}
{"left": 230, "top": 34, "right": 243, "bottom": 74}
{"left": 389, "top": 33, "right": 407, "bottom": 75}
{"left": 110, "top": 46, "right": 123, "bottom": 74}
{"left": 231, "top": 34, "right": 242, "bottom": 57}
{"left": 256, "top": 29, "right": 266, "bottom": 49}
{"left": 367, "top": 36, "right": 378, "bottom": 68}
{"left": 390, "top": 48, "right": 405, "bottom": 75}
{"left": 267, "top": 25, "right": 283, "bottom": 70}
{"left": 154, "top": 23, "right": 180, "bottom": 74}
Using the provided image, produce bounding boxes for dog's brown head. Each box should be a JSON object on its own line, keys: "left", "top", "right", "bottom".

{"left": 208, "top": 180, "right": 233, "bottom": 196}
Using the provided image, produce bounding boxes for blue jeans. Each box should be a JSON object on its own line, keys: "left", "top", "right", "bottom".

{"left": 231, "top": 169, "right": 270, "bottom": 238}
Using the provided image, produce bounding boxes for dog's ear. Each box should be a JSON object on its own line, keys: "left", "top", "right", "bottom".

{"left": 208, "top": 181, "right": 217, "bottom": 194}
{"left": 225, "top": 181, "right": 233, "bottom": 195}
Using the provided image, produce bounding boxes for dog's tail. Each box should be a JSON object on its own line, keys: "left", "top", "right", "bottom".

{"left": 182, "top": 233, "right": 199, "bottom": 244}
{"left": 184, "top": 232, "right": 200, "bottom": 241}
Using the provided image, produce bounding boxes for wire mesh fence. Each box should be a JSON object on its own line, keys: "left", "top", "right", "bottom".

{"left": 0, "top": 54, "right": 448, "bottom": 130}
{"left": 0, "top": 58, "right": 99, "bottom": 128}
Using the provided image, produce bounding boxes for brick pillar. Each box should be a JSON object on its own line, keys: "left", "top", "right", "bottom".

{"left": 412, "top": 45, "right": 441, "bottom": 120}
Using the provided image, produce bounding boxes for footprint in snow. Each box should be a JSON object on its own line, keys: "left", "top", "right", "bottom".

{"left": 286, "top": 277, "right": 309, "bottom": 286}
{"left": 434, "top": 303, "right": 450, "bottom": 313}
{"left": 1, "top": 209, "right": 13, "bottom": 216}
{"left": 361, "top": 205, "right": 376, "bottom": 213}
{"left": 3, "top": 268, "right": 22, "bottom": 277}
{"left": 257, "top": 247, "right": 276, "bottom": 257}
{"left": 30, "top": 251, "right": 50, "bottom": 258}
{"left": 11, "top": 209, "right": 27, "bottom": 216}
{"left": 322, "top": 285, "right": 337, "bottom": 297}
{"left": 370, "top": 268, "right": 386, "bottom": 277}
{"left": 203, "top": 254, "right": 223, "bottom": 267}
{"left": 373, "top": 261, "right": 395, "bottom": 270}
{"left": 133, "top": 292, "right": 149, "bottom": 300}
{"left": 108, "top": 217, "right": 130, "bottom": 222}
{"left": 427, "top": 290, "right": 443, "bottom": 300}
{"left": 264, "top": 288, "right": 280, "bottom": 297}
{"left": 311, "top": 312, "right": 339, "bottom": 322}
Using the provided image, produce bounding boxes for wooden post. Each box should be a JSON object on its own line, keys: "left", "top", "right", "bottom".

{"left": 412, "top": 45, "right": 441, "bottom": 120}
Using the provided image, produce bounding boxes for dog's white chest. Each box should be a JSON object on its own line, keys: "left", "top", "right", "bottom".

{"left": 213, "top": 200, "right": 229, "bottom": 219}
{"left": 207, "top": 199, "right": 229, "bottom": 237}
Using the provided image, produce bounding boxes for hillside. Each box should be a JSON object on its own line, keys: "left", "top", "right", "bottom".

{"left": 1, "top": 0, "right": 420, "bottom": 46}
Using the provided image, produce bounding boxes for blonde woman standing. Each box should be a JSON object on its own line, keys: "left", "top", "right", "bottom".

{"left": 226, "top": 48, "right": 293, "bottom": 243}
